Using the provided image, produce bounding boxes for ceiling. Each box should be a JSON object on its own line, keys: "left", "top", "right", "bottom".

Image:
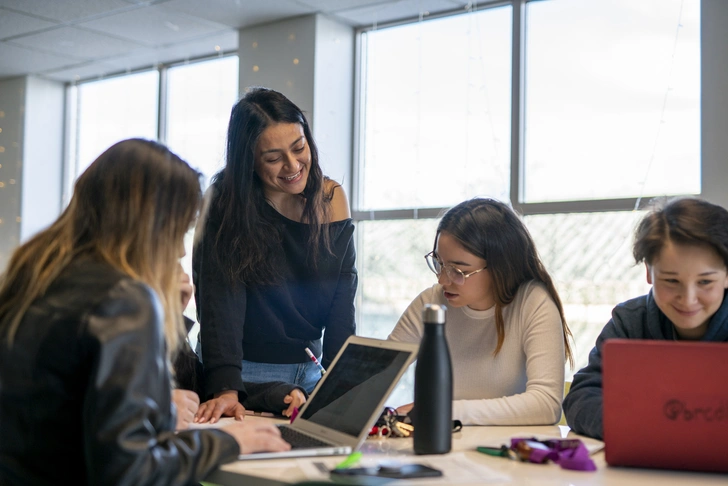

{"left": 0, "top": 0, "right": 471, "bottom": 83}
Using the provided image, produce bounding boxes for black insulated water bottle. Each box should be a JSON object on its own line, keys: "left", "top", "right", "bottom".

{"left": 413, "top": 303, "right": 452, "bottom": 455}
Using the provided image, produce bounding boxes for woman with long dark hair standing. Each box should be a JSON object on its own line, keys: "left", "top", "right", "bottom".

{"left": 193, "top": 87, "right": 357, "bottom": 423}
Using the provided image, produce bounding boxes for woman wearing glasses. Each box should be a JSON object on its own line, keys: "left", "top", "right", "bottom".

{"left": 388, "top": 198, "right": 573, "bottom": 426}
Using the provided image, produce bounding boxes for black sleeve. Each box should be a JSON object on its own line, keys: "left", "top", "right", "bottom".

{"left": 82, "top": 279, "right": 239, "bottom": 486}
{"left": 193, "top": 212, "right": 248, "bottom": 401}
{"left": 321, "top": 224, "right": 358, "bottom": 369}
{"left": 563, "top": 308, "right": 632, "bottom": 440}
{"left": 242, "top": 382, "right": 308, "bottom": 414}
{"left": 171, "top": 323, "right": 205, "bottom": 397}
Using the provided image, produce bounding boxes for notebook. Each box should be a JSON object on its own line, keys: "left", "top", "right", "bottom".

{"left": 602, "top": 339, "right": 728, "bottom": 473}
{"left": 237, "top": 335, "right": 418, "bottom": 461}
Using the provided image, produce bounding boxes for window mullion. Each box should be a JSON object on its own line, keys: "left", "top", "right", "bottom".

{"left": 510, "top": 0, "right": 527, "bottom": 212}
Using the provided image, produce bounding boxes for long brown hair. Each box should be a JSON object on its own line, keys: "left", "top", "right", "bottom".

{"left": 0, "top": 139, "right": 202, "bottom": 360}
{"left": 208, "top": 87, "right": 332, "bottom": 286}
{"left": 436, "top": 198, "right": 574, "bottom": 368}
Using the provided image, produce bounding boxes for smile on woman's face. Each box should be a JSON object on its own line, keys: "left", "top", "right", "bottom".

{"left": 254, "top": 123, "right": 311, "bottom": 200}
{"left": 435, "top": 231, "right": 494, "bottom": 311}
{"left": 647, "top": 241, "right": 728, "bottom": 340}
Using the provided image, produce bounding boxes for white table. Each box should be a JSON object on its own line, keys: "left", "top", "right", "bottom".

{"left": 202, "top": 417, "right": 727, "bottom": 486}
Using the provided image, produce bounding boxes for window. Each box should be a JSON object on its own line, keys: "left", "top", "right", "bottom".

{"left": 357, "top": 218, "right": 441, "bottom": 407}
{"left": 75, "top": 70, "right": 159, "bottom": 174}
{"left": 524, "top": 0, "right": 700, "bottom": 203}
{"left": 357, "top": 4, "right": 513, "bottom": 344}
{"left": 356, "top": 0, "right": 701, "bottom": 384}
{"left": 69, "top": 55, "right": 239, "bottom": 331}
{"left": 359, "top": 6, "right": 513, "bottom": 211}
{"left": 525, "top": 210, "right": 651, "bottom": 378}
{"left": 165, "top": 56, "right": 239, "bottom": 326}
{"left": 166, "top": 56, "right": 239, "bottom": 190}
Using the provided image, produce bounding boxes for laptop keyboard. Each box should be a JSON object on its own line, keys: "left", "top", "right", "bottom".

{"left": 278, "top": 425, "right": 333, "bottom": 449}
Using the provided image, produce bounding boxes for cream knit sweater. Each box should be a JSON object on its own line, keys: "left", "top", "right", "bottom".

{"left": 388, "top": 281, "right": 565, "bottom": 426}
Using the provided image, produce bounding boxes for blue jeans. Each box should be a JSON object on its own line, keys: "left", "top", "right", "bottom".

{"left": 242, "top": 359, "right": 322, "bottom": 395}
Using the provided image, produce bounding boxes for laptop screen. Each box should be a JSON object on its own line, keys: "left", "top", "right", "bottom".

{"left": 299, "top": 343, "right": 411, "bottom": 437}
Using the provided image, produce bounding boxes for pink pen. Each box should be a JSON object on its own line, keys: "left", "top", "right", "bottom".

{"left": 304, "top": 347, "right": 327, "bottom": 376}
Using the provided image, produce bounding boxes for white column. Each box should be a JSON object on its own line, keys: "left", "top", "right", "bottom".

{"left": 0, "top": 77, "right": 25, "bottom": 271}
{"left": 238, "top": 14, "right": 354, "bottom": 193}
{"left": 701, "top": 0, "right": 728, "bottom": 209}
{"left": 21, "top": 76, "right": 64, "bottom": 242}
{"left": 0, "top": 75, "right": 64, "bottom": 271}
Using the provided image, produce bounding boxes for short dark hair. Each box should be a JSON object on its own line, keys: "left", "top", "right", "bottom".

{"left": 633, "top": 196, "right": 728, "bottom": 267}
{"left": 436, "top": 198, "right": 573, "bottom": 366}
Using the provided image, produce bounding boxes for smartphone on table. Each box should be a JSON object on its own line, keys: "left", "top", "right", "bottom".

{"left": 330, "top": 463, "right": 442, "bottom": 479}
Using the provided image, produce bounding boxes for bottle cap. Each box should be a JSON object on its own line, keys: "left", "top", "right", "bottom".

{"left": 423, "top": 304, "right": 446, "bottom": 324}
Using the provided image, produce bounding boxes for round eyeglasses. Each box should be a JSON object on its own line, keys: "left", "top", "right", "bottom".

{"left": 424, "top": 251, "right": 487, "bottom": 285}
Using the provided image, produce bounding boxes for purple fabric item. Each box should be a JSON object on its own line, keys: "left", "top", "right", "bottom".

{"left": 510, "top": 438, "right": 597, "bottom": 472}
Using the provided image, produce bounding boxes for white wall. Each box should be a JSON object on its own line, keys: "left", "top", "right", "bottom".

{"left": 239, "top": 15, "right": 317, "bottom": 123}
{"left": 21, "top": 76, "right": 64, "bottom": 242}
{"left": 313, "top": 15, "right": 355, "bottom": 188}
{"left": 0, "top": 75, "right": 65, "bottom": 271}
{"left": 701, "top": 0, "right": 728, "bottom": 209}
{"left": 0, "top": 77, "right": 25, "bottom": 271}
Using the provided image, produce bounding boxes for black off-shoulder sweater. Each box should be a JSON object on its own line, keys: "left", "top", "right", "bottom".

{"left": 192, "top": 198, "right": 358, "bottom": 401}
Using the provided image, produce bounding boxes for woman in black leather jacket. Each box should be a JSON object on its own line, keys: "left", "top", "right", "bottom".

{"left": 0, "top": 139, "right": 290, "bottom": 486}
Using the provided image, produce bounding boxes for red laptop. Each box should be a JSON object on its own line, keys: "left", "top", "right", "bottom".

{"left": 602, "top": 339, "right": 728, "bottom": 474}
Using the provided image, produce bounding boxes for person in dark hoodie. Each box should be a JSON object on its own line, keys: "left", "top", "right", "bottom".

{"left": 563, "top": 196, "right": 728, "bottom": 440}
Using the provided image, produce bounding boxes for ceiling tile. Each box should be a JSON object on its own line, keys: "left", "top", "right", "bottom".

{"left": 9, "top": 26, "right": 145, "bottom": 59}
{"left": 79, "top": 5, "right": 231, "bottom": 47}
{"left": 297, "top": 0, "right": 392, "bottom": 11}
{"left": 0, "top": 41, "right": 83, "bottom": 78}
{"left": 94, "top": 47, "right": 160, "bottom": 73}
{"left": 102, "top": 29, "right": 237, "bottom": 73}
{"left": 122, "top": 0, "right": 173, "bottom": 4}
{"left": 0, "top": 0, "right": 137, "bottom": 23}
{"left": 0, "top": 0, "right": 457, "bottom": 81}
{"left": 0, "top": 8, "right": 58, "bottom": 40}
{"left": 40, "top": 60, "right": 120, "bottom": 82}
{"left": 162, "top": 0, "right": 314, "bottom": 29}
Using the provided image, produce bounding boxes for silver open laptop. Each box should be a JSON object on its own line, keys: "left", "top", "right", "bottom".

{"left": 237, "top": 335, "right": 418, "bottom": 460}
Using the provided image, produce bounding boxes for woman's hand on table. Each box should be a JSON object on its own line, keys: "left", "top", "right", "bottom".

{"left": 195, "top": 390, "right": 246, "bottom": 424}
